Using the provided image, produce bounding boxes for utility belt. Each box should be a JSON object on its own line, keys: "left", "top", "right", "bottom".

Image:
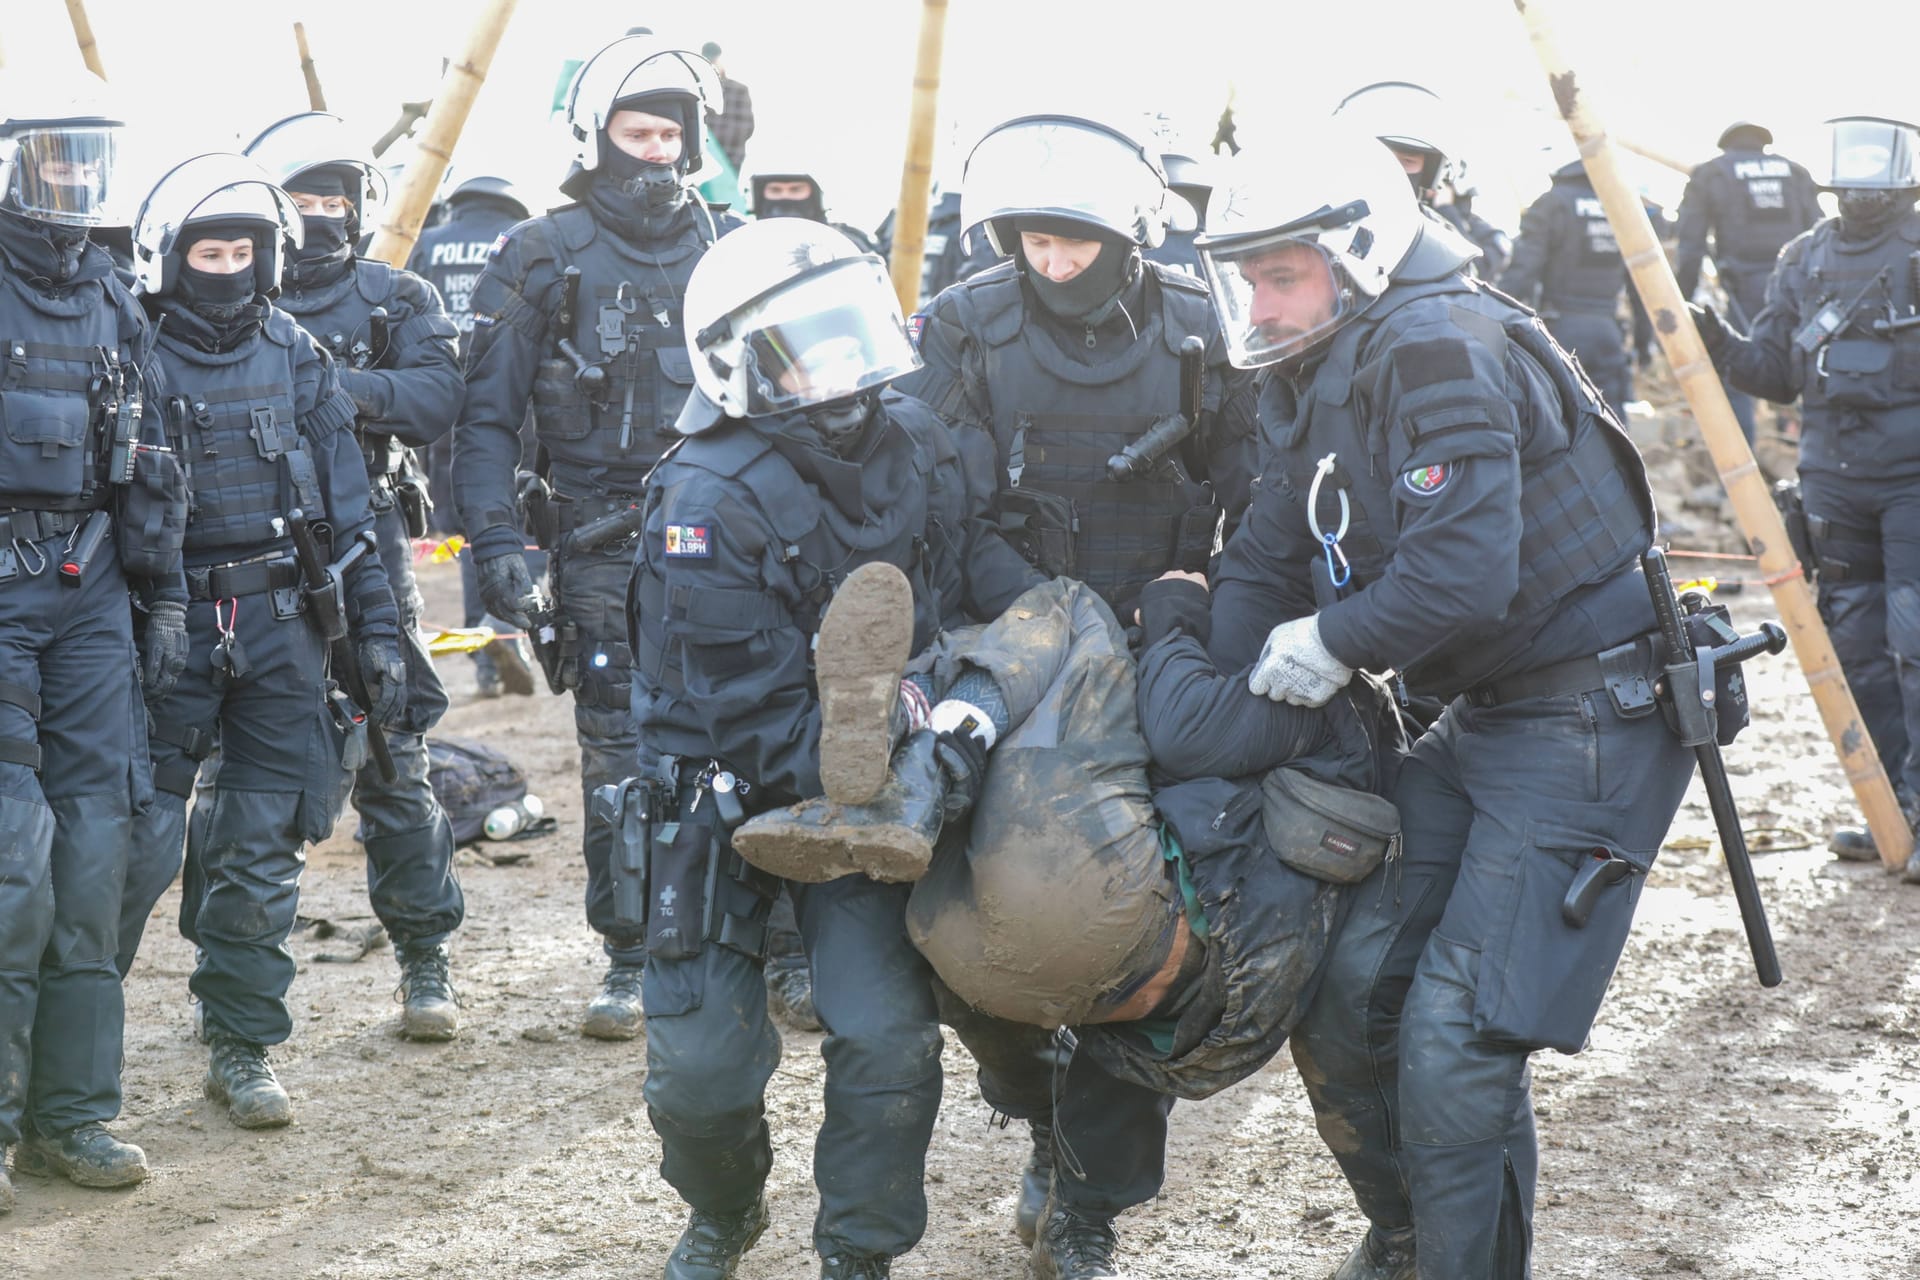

{"left": 518, "top": 477, "right": 643, "bottom": 556}
{"left": 593, "top": 756, "right": 779, "bottom": 960}
{"left": 0, "top": 506, "right": 96, "bottom": 543}
{"left": 185, "top": 555, "right": 304, "bottom": 612}
{"left": 0, "top": 505, "right": 110, "bottom": 587}
{"left": 1773, "top": 479, "right": 1883, "bottom": 583}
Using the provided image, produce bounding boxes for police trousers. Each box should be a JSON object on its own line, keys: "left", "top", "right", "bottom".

{"left": 350, "top": 503, "right": 461, "bottom": 949}
{"left": 643, "top": 870, "right": 944, "bottom": 1260}
{"left": 1801, "top": 467, "right": 1920, "bottom": 806}
{"left": 0, "top": 537, "right": 148, "bottom": 1144}
{"left": 1289, "top": 687, "right": 1691, "bottom": 1278}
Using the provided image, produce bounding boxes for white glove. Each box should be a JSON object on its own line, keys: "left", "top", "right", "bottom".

{"left": 1247, "top": 615, "right": 1354, "bottom": 706}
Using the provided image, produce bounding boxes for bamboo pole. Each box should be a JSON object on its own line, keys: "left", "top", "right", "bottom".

{"left": 888, "top": 0, "right": 950, "bottom": 314}
{"left": 1515, "top": 0, "right": 1914, "bottom": 871}
{"left": 65, "top": 0, "right": 106, "bottom": 79}
{"left": 294, "top": 22, "right": 327, "bottom": 111}
{"left": 1617, "top": 135, "right": 1694, "bottom": 178}
{"left": 365, "top": 0, "right": 519, "bottom": 270}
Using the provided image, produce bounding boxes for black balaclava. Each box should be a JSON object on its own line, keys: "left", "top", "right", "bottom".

{"left": 1836, "top": 188, "right": 1917, "bottom": 241}
{"left": 1016, "top": 216, "right": 1140, "bottom": 326}
{"left": 588, "top": 93, "right": 698, "bottom": 241}
{"left": 0, "top": 208, "right": 91, "bottom": 285}
{"left": 754, "top": 177, "right": 826, "bottom": 223}
{"left": 161, "top": 223, "right": 268, "bottom": 352}
{"left": 284, "top": 167, "right": 356, "bottom": 288}
{"left": 806, "top": 391, "right": 879, "bottom": 455}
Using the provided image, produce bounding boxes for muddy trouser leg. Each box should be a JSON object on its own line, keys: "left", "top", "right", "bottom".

{"left": 30, "top": 561, "right": 146, "bottom": 1134}
{"left": 1801, "top": 472, "right": 1911, "bottom": 803}
{"left": 562, "top": 544, "right": 646, "bottom": 967}
{"left": 1875, "top": 479, "right": 1920, "bottom": 805}
{"left": 930, "top": 980, "right": 1059, "bottom": 1120}
{"left": 181, "top": 608, "right": 333, "bottom": 1047}
{"left": 793, "top": 874, "right": 944, "bottom": 1258}
{"left": 1546, "top": 312, "right": 1631, "bottom": 421}
{"left": 355, "top": 506, "right": 462, "bottom": 950}
{"left": 1051, "top": 1039, "right": 1174, "bottom": 1217}
{"left": 1395, "top": 693, "right": 1693, "bottom": 1279}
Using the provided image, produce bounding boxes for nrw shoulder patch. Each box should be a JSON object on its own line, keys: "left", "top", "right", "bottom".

{"left": 488, "top": 231, "right": 511, "bottom": 259}
{"left": 664, "top": 524, "right": 712, "bottom": 558}
{"left": 1403, "top": 463, "right": 1451, "bottom": 497}
{"left": 906, "top": 312, "right": 928, "bottom": 349}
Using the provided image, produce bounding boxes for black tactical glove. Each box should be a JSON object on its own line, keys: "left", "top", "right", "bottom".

{"left": 1689, "top": 303, "right": 1730, "bottom": 358}
{"left": 476, "top": 552, "right": 537, "bottom": 630}
{"left": 932, "top": 728, "right": 990, "bottom": 826}
{"left": 139, "top": 600, "right": 189, "bottom": 706}
{"left": 358, "top": 632, "right": 409, "bottom": 729}
{"left": 337, "top": 367, "right": 388, "bottom": 420}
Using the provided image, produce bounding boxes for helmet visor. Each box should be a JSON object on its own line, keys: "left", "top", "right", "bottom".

{"left": 6, "top": 126, "right": 118, "bottom": 226}
{"left": 1201, "top": 235, "right": 1354, "bottom": 369}
{"left": 734, "top": 257, "right": 921, "bottom": 415}
{"left": 1824, "top": 118, "right": 1920, "bottom": 189}
{"left": 962, "top": 117, "right": 1164, "bottom": 244}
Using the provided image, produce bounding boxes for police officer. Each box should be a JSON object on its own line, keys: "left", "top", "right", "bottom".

{"left": 453, "top": 35, "right": 742, "bottom": 1039}
{"left": 0, "top": 72, "right": 187, "bottom": 1210}
{"left": 1333, "top": 81, "right": 1512, "bottom": 282}
{"left": 630, "top": 218, "right": 1035, "bottom": 1279}
{"left": 409, "top": 171, "right": 541, "bottom": 701}
{"left": 1675, "top": 121, "right": 1822, "bottom": 442}
{"left": 1696, "top": 115, "right": 1920, "bottom": 880}
{"left": 245, "top": 113, "right": 466, "bottom": 1039}
{"left": 876, "top": 186, "right": 1005, "bottom": 308}
{"left": 1500, "top": 154, "right": 1636, "bottom": 418}
{"left": 748, "top": 161, "right": 879, "bottom": 252}
{"left": 899, "top": 111, "right": 1258, "bottom": 1279}
{"left": 120, "top": 153, "right": 407, "bottom": 1127}
{"left": 1193, "top": 127, "right": 1692, "bottom": 1279}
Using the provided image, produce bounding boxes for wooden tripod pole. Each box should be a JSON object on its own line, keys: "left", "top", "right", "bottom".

{"left": 888, "top": 0, "right": 951, "bottom": 315}
{"left": 365, "top": 0, "right": 519, "bottom": 270}
{"left": 65, "top": 0, "right": 106, "bottom": 78}
{"left": 294, "top": 22, "right": 327, "bottom": 112}
{"left": 1515, "top": 0, "right": 1914, "bottom": 870}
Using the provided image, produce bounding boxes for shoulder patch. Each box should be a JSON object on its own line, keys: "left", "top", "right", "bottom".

{"left": 906, "top": 312, "right": 928, "bottom": 349}
{"left": 663, "top": 524, "right": 712, "bottom": 558}
{"left": 1403, "top": 463, "right": 1452, "bottom": 497}
{"left": 1392, "top": 338, "right": 1477, "bottom": 391}
{"left": 488, "top": 231, "right": 511, "bottom": 259}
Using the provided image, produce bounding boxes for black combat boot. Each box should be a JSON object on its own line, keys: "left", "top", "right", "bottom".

{"left": 820, "top": 1250, "right": 892, "bottom": 1278}
{"left": 1328, "top": 1225, "right": 1417, "bottom": 1280}
{"left": 766, "top": 960, "right": 823, "bottom": 1032}
{"left": 663, "top": 1195, "right": 769, "bottom": 1279}
{"left": 1015, "top": 1115, "right": 1056, "bottom": 1245}
{"left": 396, "top": 941, "right": 460, "bottom": 1041}
{"left": 583, "top": 962, "right": 644, "bottom": 1040}
{"left": 815, "top": 561, "right": 915, "bottom": 806}
{"left": 733, "top": 731, "right": 947, "bottom": 883}
{"left": 1031, "top": 1195, "right": 1123, "bottom": 1279}
{"left": 1829, "top": 828, "right": 1880, "bottom": 862}
{"left": 15, "top": 1121, "right": 148, "bottom": 1188}
{"left": 205, "top": 1034, "right": 293, "bottom": 1129}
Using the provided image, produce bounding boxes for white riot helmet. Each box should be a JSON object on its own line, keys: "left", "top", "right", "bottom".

{"left": 1196, "top": 125, "right": 1438, "bottom": 370}
{"left": 243, "top": 112, "right": 387, "bottom": 238}
{"left": 1333, "top": 81, "right": 1460, "bottom": 202}
{"left": 564, "top": 36, "right": 721, "bottom": 190}
{"left": 1819, "top": 115, "right": 1920, "bottom": 190}
{"left": 0, "top": 69, "right": 124, "bottom": 227}
{"left": 678, "top": 219, "right": 920, "bottom": 434}
{"left": 961, "top": 114, "right": 1171, "bottom": 254}
{"left": 131, "top": 153, "right": 304, "bottom": 298}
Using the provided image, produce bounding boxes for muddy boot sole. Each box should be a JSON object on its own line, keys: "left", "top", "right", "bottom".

{"left": 14, "top": 1137, "right": 148, "bottom": 1189}
{"left": 732, "top": 804, "right": 933, "bottom": 884}
{"left": 816, "top": 562, "right": 915, "bottom": 806}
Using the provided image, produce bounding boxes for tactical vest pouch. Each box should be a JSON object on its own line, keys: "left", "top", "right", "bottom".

{"left": 1259, "top": 768, "right": 1401, "bottom": 885}
{"left": 531, "top": 358, "right": 594, "bottom": 440}
{"left": 997, "top": 487, "right": 1076, "bottom": 579}
{"left": 1174, "top": 505, "right": 1222, "bottom": 573}
{"left": 655, "top": 348, "right": 697, "bottom": 436}
{"left": 114, "top": 445, "right": 189, "bottom": 579}
{"left": 0, "top": 390, "right": 92, "bottom": 498}
{"left": 647, "top": 807, "right": 718, "bottom": 961}
{"left": 1820, "top": 338, "right": 1893, "bottom": 409}
{"left": 1670, "top": 603, "right": 1752, "bottom": 747}
{"left": 1893, "top": 328, "right": 1920, "bottom": 392}
{"left": 394, "top": 471, "right": 432, "bottom": 540}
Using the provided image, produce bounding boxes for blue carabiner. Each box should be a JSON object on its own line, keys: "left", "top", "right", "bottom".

{"left": 1322, "top": 531, "right": 1351, "bottom": 589}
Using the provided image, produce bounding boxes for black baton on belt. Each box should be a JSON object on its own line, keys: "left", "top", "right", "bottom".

{"left": 1644, "top": 546, "right": 1783, "bottom": 987}
{"left": 288, "top": 508, "right": 397, "bottom": 783}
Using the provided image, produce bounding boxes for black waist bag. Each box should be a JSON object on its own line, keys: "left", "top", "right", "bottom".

{"left": 1259, "top": 768, "right": 1401, "bottom": 884}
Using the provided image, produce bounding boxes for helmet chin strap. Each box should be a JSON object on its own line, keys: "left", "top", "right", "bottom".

{"left": 621, "top": 161, "right": 689, "bottom": 211}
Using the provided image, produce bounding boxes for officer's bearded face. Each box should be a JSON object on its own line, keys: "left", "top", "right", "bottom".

{"left": 607, "top": 109, "right": 685, "bottom": 166}
{"left": 1019, "top": 231, "right": 1104, "bottom": 283}
{"left": 1242, "top": 241, "right": 1338, "bottom": 347}
{"left": 184, "top": 236, "right": 255, "bottom": 276}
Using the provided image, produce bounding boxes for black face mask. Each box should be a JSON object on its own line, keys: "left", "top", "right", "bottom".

{"left": 759, "top": 199, "right": 824, "bottom": 222}
{"left": 604, "top": 144, "right": 688, "bottom": 212}
{"left": 294, "top": 214, "right": 350, "bottom": 259}
{"left": 175, "top": 263, "right": 257, "bottom": 324}
{"left": 807, "top": 393, "right": 877, "bottom": 454}
{"left": 1023, "top": 239, "right": 1138, "bottom": 326}
{"left": 1836, "top": 188, "right": 1913, "bottom": 240}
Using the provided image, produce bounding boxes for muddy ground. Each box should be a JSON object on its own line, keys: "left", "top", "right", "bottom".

{"left": 7, "top": 403, "right": 1920, "bottom": 1279}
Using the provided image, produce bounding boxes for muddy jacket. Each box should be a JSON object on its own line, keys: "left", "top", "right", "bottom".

{"left": 631, "top": 391, "right": 1038, "bottom": 804}
{"left": 1675, "top": 147, "right": 1821, "bottom": 309}
{"left": 1713, "top": 209, "right": 1920, "bottom": 476}
{"left": 1500, "top": 166, "right": 1629, "bottom": 317}
{"left": 902, "top": 259, "right": 1258, "bottom": 615}
{"left": 453, "top": 201, "right": 742, "bottom": 560}
{"left": 1208, "top": 273, "right": 1657, "bottom": 696}
{"left": 148, "top": 303, "right": 396, "bottom": 632}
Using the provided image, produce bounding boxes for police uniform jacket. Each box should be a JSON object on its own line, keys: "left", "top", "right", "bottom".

{"left": 407, "top": 195, "right": 527, "bottom": 353}
{"left": 1675, "top": 147, "right": 1821, "bottom": 312}
{"left": 1499, "top": 166, "right": 1629, "bottom": 316}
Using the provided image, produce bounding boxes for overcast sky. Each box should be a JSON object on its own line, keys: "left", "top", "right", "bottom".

{"left": 5, "top": 0, "right": 1912, "bottom": 230}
